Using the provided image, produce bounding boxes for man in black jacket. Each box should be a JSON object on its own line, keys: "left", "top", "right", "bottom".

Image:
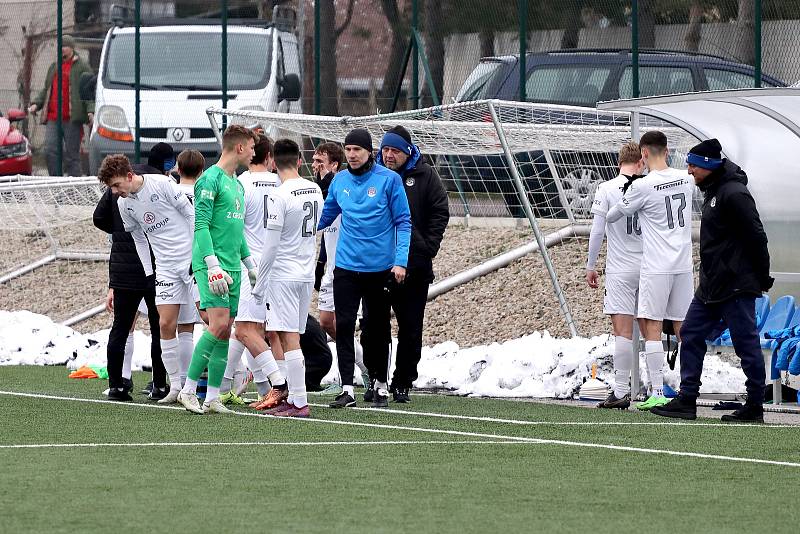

{"left": 377, "top": 126, "right": 449, "bottom": 402}
{"left": 651, "top": 139, "right": 773, "bottom": 423}
{"left": 93, "top": 187, "right": 164, "bottom": 401}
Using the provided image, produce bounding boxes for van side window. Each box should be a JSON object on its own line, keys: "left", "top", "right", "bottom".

{"left": 705, "top": 68, "right": 775, "bottom": 90}
{"left": 618, "top": 66, "right": 694, "bottom": 98}
{"left": 456, "top": 62, "right": 503, "bottom": 102}
{"left": 524, "top": 66, "right": 612, "bottom": 107}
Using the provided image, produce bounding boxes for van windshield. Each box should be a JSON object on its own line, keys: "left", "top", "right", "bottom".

{"left": 457, "top": 62, "right": 503, "bottom": 102}
{"left": 104, "top": 32, "right": 272, "bottom": 91}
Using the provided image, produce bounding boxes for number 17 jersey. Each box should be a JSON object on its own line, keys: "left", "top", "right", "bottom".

{"left": 617, "top": 168, "right": 694, "bottom": 275}
{"left": 266, "top": 177, "right": 324, "bottom": 282}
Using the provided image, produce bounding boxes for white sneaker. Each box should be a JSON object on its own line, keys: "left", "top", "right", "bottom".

{"left": 202, "top": 398, "right": 233, "bottom": 414}
{"left": 157, "top": 388, "right": 181, "bottom": 404}
{"left": 178, "top": 391, "right": 204, "bottom": 414}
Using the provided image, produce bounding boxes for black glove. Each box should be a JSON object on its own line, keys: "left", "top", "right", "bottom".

{"left": 314, "top": 260, "right": 325, "bottom": 291}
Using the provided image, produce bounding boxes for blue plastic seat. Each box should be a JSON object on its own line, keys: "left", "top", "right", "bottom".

{"left": 755, "top": 295, "right": 770, "bottom": 330}
{"left": 713, "top": 295, "right": 791, "bottom": 347}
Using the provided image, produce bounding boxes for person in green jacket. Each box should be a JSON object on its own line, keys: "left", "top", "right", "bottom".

{"left": 28, "top": 34, "right": 94, "bottom": 177}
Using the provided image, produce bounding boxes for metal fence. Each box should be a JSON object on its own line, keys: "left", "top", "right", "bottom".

{"left": 1, "top": 0, "right": 799, "bottom": 175}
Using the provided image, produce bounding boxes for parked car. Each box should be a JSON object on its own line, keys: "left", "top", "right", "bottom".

{"left": 89, "top": 7, "right": 302, "bottom": 174}
{"left": 445, "top": 49, "right": 785, "bottom": 218}
{"left": 0, "top": 109, "right": 32, "bottom": 176}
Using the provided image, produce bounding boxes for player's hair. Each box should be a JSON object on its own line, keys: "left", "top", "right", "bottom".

{"left": 273, "top": 139, "right": 301, "bottom": 171}
{"left": 97, "top": 154, "right": 132, "bottom": 184}
{"left": 314, "top": 142, "right": 344, "bottom": 168}
{"left": 618, "top": 142, "right": 641, "bottom": 165}
{"left": 176, "top": 149, "right": 205, "bottom": 178}
{"left": 222, "top": 125, "right": 258, "bottom": 151}
{"left": 251, "top": 134, "right": 274, "bottom": 166}
{"left": 639, "top": 131, "right": 668, "bottom": 156}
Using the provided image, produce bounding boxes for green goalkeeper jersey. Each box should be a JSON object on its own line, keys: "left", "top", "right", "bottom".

{"left": 192, "top": 165, "right": 250, "bottom": 273}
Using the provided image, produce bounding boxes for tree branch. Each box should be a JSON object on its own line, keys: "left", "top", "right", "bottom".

{"left": 335, "top": 0, "right": 357, "bottom": 39}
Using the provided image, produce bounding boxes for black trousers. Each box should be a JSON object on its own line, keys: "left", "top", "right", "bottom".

{"left": 390, "top": 275, "right": 431, "bottom": 389}
{"left": 301, "top": 315, "right": 333, "bottom": 390}
{"left": 107, "top": 288, "right": 164, "bottom": 390}
{"left": 679, "top": 295, "right": 765, "bottom": 404}
{"left": 333, "top": 267, "right": 392, "bottom": 387}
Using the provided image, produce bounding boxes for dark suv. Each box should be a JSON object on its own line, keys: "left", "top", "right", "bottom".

{"left": 445, "top": 49, "right": 784, "bottom": 218}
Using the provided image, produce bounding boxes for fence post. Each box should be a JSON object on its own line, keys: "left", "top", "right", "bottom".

{"left": 134, "top": 0, "right": 141, "bottom": 163}
{"left": 56, "top": 0, "right": 63, "bottom": 175}
{"left": 222, "top": 0, "right": 228, "bottom": 129}
{"left": 632, "top": 0, "right": 639, "bottom": 98}
{"left": 314, "top": 0, "right": 321, "bottom": 114}
{"left": 488, "top": 101, "right": 579, "bottom": 337}
{"left": 755, "top": 0, "right": 762, "bottom": 88}
{"left": 519, "top": 0, "right": 527, "bottom": 102}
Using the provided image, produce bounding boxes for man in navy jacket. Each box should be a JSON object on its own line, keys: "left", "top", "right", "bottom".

{"left": 318, "top": 128, "right": 411, "bottom": 408}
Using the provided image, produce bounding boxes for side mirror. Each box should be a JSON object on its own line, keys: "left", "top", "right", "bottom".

{"left": 278, "top": 73, "right": 301, "bottom": 102}
{"left": 79, "top": 72, "right": 97, "bottom": 101}
{"left": 6, "top": 108, "right": 26, "bottom": 122}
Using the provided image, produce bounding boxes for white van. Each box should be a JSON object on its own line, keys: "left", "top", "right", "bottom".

{"left": 89, "top": 19, "right": 301, "bottom": 173}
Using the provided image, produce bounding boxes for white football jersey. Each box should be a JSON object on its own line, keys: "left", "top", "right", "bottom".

{"left": 238, "top": 170, "right": 281, "bottom": 258}
{"left": 176, "top": 181, "right": 195, "bottom": 204}
{"left": 321, "top": 215, "right": 341, "bottom": 283}
{"left": 266, "top": 177, "right": 324, "bottom": 282}
{"left": 118, "top": 174, "right": 194, "bottom": 273}
{"left": 617, "top": 168, "right": 694, "bottom": 274}
{"left": 591, "top": 174, "right": 643, "bottom": 275}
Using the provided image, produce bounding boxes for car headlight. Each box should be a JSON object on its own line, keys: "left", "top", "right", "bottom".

{"left": 97, "top": 105, "right": 133, "bottom": 142}
{"left": 0, "top": 141, "right": 29, "bottom": 159}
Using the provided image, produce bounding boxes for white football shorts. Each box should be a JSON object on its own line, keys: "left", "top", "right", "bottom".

{"left": 235, "top": 274, "right": 267, "bottom": 324}
{"left": 318, "top": 273, "right": 334, "bottom": 313}
{"left": 265, "top": 280, "right": 313, "bottom": 334}
{"left": 155, "top": 268, "right": 198, "bottom": 324}
{"left": 603, "top": 271, "right": 640, "bottom": 316}
{"left": 637, "top": 272, "right": 694, "bottom": 322}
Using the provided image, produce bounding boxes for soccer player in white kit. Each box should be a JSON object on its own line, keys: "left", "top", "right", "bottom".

{"left": 607, "top": 131, "right": 695, "bottom": 410}
{"left": 252, "top": 139, "right": 324, "bottom": 418}
{"left": 102, "top": 155, "right": 197, "bottom": 403}
{"left": 586, "top": 142, "right": 644, "bottom": 409}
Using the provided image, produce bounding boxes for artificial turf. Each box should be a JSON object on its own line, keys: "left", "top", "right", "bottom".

{"left": 1, "top": 365, "right": 799, "bottom": 533}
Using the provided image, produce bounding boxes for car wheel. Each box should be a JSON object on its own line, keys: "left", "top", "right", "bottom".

{"left": 560, "top": 167, "right": 602, "bottom": 218}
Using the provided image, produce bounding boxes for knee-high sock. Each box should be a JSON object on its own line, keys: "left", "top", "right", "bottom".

{"left": 160, "top": 337, "right": 181, "bottom": 389}
{"left": 221, "top": 337, "right": 245, "bottom": 393}
{"left": 645, "top": 340, "right": 664, "bottom": 396}
{"left": 251, "top": 349, "right": 285, "bottom": 386}
{"left": 122, "top": 333, "right": 134, "bottom": 380}
{"left": 276, "top": 359, "right": 287, "bottom": 386}
{"left": 177, "top": 331, "right": 194, "bottom": 383}
{"left": 354, "top": 338, "right": 367, "bottom": 374}
{"left": 285, "top": 349, "right": 307, "bottom": 408}
{"left": 184, "top": 331, "right": 220, "bottom": 393}
{"left": 613, "top": 336, "right": 633, "bottom": 398}
{"left": 205, "top": 338, "right": 230, "bottom": 403}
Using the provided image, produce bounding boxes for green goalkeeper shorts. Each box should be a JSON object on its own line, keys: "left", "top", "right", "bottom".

{"left": 195, "top": 269, "right": 241, "bottom": 316}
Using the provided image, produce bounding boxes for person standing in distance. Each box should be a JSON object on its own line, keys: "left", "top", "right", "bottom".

{"left": 318, "top": 128, "right": 411, "bottom": 409}
{"left": 651, "top": 139, "right": 772, "bottom": 422}
{"left": 377, "top": 126, "right": 449, "bottom": 403}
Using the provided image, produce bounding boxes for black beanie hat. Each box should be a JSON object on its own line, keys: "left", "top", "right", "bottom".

{"left": 389, "top": 125, "right": 412, "bottom": 144}
{"left": 344, "top": 128, "right": 373, "bottom": 152}
{"left": 687, "top": 138, "right": 723, "bottom": 170}
{"left": 148, "top": 142, "right": 176, "bottom": 173}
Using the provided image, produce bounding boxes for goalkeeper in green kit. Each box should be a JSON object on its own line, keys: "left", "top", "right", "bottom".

{"left": 177, "top": 125, "right": 260, "bottom": 414}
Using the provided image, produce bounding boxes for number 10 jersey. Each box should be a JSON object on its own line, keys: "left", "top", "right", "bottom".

{"left": 591, "top": 174, "right": 643, "bottom": 275}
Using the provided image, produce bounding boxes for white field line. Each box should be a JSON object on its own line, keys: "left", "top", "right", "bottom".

{"left": 2, "top": 390, "right": 800, "bottom": 468}
{"left": 0, "top": 440, "right": 515, "bottom": 450}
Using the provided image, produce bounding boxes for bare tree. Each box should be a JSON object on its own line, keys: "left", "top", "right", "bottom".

{"left": 377, "top": 0, "right": 410, "bottom": 110}
{"left": 479, "top": 29, "right": 495, "bottom": 58}
{"left": 638, "top": 0, "right": 656, "bottom": 49}
{"left": 420, "top": 0, "right": 444, "bottom": 107}
{"left": 684, "top": 1, "right": 703, "bottom": 52}
{"left": 317, "top": 0, "right": 356, "bottom": 116}
{"left": 734, "top": 0, "right": 755, "bottom": 65}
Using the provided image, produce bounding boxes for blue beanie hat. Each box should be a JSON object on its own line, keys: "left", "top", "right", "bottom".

{"left": 380, "top": 126, "right": 413, "bottom": 156}
{"left": 687, "top": 138, "right": 723, "bottom": 170}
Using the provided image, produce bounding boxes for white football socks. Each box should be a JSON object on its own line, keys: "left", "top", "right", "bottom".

{"left": 160, "top": 337, "right": 182, "bottom": 389}
{"left": 123, "top": 333, "right": 134, "bottom": 379}
{"left": 221, "top": 337, "right": 246, "bottom": 394}
{"left": 284, "top": 349, "right": 307, "bottom": 408}
{"left": 613, "top": 336, "right": 633, "bottom": 398}
{"left": 177, "top": 331, "right": 194, "bottom": 385}
{"left": 205, "top": 386, "right": 220, "bottom": 404}
{"left": 343, "top": 385, "right": 354, "bottom": 396}
{"left": 354, "top": 338, "right": 367, "bottom": 374}
{"left": 645, "top": 340, "right": 665, "bottom": 397}
{"left": 252, "top": 349, "right": 285, "bottom": 386}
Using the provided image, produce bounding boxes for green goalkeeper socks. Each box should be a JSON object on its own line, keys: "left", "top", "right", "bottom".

{"left": 186, "top": 331, "right": 220, "bottom": 382}
{"left": 207, "top": 338, "right": 231, "bottom": 389}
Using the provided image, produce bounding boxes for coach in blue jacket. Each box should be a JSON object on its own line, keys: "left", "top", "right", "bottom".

{"left": 318, "top": 128, "right": 412, "bottom": 409}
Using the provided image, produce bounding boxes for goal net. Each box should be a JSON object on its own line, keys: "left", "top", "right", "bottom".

{"left": 207, "top": 99, "right": 700, "bottom": 342}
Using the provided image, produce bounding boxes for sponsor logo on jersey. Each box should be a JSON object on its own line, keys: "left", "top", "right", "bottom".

{"left": 324, "top": 226, "right": 337, "bottom": 234}
{"left": 155, "top": 279, "right": 174, "bottom": 288}
{"left": 227, "top": 211, "right": 245, "bottom": 220}
{"left": 143, "top": 212, "right": 156, "bottom": 224}
{"left": 157, "top": 290, "right": 174, "bottom": 300}
{"left": 200, "top": 190, "right": 215, "bottom": 200}
{"left": 367, "top": 186, "right": 377, "bottom": 197}
{"left": 710, "top": 197, "right": 716, "bottom": 207}
{"left": 150, "top": 194, "right": 159, "bottom": 202}
{"left": 405, "top": 177, "right": 415, "bottom": 187}
{"left": 290, "top": 188, "right": 319, "bottom": 196}
{"left": 235, "top": 198, "right": 241, "bottom": 212}
{"left": 145, "top": 217, "right": 170, "bottom": 233}
{"left": 254, "top": 181, "right": 279, "bottom": 188}
{"left": 342, "top": 188, "right": 350, "bottom": 196}
{"left": 654, "top": 179, "right": 687, "bottom": 191}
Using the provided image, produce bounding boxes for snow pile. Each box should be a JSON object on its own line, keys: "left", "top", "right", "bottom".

{"left": 1, "top": 311, "right": 747, "bottom": 397}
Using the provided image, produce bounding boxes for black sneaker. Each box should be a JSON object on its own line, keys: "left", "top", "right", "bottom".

{"left": 597, "top": 392, "right": 630, "bottom": 410}
{"left": 122, "top": 377, "right": 134, "bottom": 394}
{"left": 107, "top": 388, "right": 133, "bottom": 402}
{"left": 650, "top": 395, "right": 697, "bottom": 420}
{"left": 393, "top": 387, "right": 410, "bottom": 403}
{"left": 141, "top": 380, "right": 154, "bottom": 395}
{"left": 148, "top": 385, "right": 170, "bottom": 401}
{"left": 373, "top": 387, "right": 389, "bottom": 408}
{"left": 329, "top": 392, "right": 356, "bottom": 409}
{"left": 721, "top": 404, "right": 764, "bottom": 423}
{"left": 363, "top": 380, "right": 375, "bottom": 403}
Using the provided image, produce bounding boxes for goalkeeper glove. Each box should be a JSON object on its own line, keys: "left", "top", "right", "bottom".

{"left": 242, "top": 256, "right": 258, "bottom": 289}
{"left": 205, "top": 255, "right": 233, "bottom": 297}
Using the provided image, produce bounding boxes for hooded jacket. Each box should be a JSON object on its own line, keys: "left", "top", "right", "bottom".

{"left": 695, "top": 159, "right": 772, "bottom": 304}
{"left": 377, "top": 145, "right": 449, "bottom": 281}
{"left": 32, "top": 53, "right": 94, "bottom": 125}
{"left": 93, "top": 188, "right": 155, "bottom": 291}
